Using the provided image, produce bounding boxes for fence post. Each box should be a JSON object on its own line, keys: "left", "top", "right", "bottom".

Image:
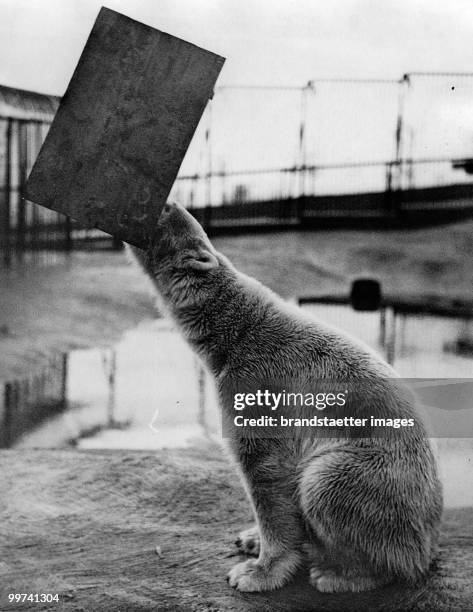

{"left": 297, "top": 195, "right": 306, "bottom": 226}
{"left": 103, "top": 349, "right": 117, "bottom": 427}
{"left": 2, "top": 119, "right": 13, "bottom": 267}
{"left": 204, "top": 205, "right": 212, "bottom": 233}
{"left": 61, "top": 353, "right": 68, "bottom": 408}
{"left": 17, "top": 121, "right": 28, "bottom": 257}
{"left": 390, "top": 74, "right": 411, "bottom": 220}
{"left": 206, "top": 101, "right": 213, "bottom": 208}
{"left": 297, "top": 81, "right": 315, "bottom": 199}
{"left": 384, "top": 161, "right": 395, "bottom": 219}
{"left": 30, "top": 122, "right": 45, "bottom": 252}
{"left": 385, "top": 307, "right": 397, "bottom": 365}
{"left": 197, "top": 360, "right": 206, "bottom": 432}
{"left": 64, "top": 216, "right": 73, "bottom": 251}
{"left": 3, "top": 382, "right": 13, "bottom": 447}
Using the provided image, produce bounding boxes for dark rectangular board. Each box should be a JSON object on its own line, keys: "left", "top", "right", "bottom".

{"left": 26, "top": 7, "right": 225, "bottom": 247}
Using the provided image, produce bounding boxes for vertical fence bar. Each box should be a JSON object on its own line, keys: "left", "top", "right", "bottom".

{"left": 30, "top": 122, "right": 44, "bottom": 252}
{"left": 206, "top": 101, "right": 213, "bottom": 208}
{"left": 61, "top": 353, "right": 69, "bottom": 408}
{"left": 65, "top": 215, "right": 73, "bottom": 251}
{"left": 379, "top": 306, "right": 387, "bottom": 347}
{"left": 16, "top": 121, "right": 27, "bottom": 257}
{"left": 2, "top": 119, "right": 12, "bottom": 267}
{"left": 197, "top": 360, "right": 206, "bottom": 432}
{"left": 298, "top": 86, "right": 308, "bottom": 198}
{"left": 2, "top": 383, "right": 12, "bottom": 447}
{"left": 391, "top": 74, "right": 410, "bottom": 217}
{"left": 105, "top": 349, "right": 117, "bottom": 427}
{"left": 298, "top": 81, "right": 315, "bottom": 201}
{"left": 385, "top": 307, "right": 397, "bottom": 365}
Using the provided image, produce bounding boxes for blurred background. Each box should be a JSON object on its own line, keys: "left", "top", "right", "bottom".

{"left": 0, "top": 0, "right": 472, "bottom": 509}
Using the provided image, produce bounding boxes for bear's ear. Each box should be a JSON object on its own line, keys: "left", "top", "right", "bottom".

{"left": 182, "top": 246, "right": 218, "bottom": 271}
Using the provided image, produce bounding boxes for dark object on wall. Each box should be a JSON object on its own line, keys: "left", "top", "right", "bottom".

{"left": 350, "top": 278, "right": 382, "bottom": 311}
{"left": 25, "top": 7, "right": 225, "bottom": 248}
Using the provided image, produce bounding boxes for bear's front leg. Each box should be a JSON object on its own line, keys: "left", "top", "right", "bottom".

{"left": 227, "top": 550, "right": 302, "bottom": 592}
{"left": 227, "top": 468, "right": 304, "bottom": 592}
{"left": 235, "top": 524, "right": 260, "bottom": 556}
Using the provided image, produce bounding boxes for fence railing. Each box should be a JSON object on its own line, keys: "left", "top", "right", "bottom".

{"left": 186, "top": 178, "right": 473, "bottom": 234}
{"left": 2, "top": 73, "right": 473, "bottom": 264}
{"left": 0, "top": 115, "right": 119, "bottom": 268}
{"left": 0, "top": 353, "right": 68, "bottom": 448}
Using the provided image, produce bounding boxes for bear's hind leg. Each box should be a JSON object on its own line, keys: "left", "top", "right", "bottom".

{"left": 304, "top": 539, "right": 390, "bottom": 593}
{"left": 310, "top": 568, "right": 388, "bottom": 593}
{"left": 298, "top": 447, "right": 434, "bottom": 592}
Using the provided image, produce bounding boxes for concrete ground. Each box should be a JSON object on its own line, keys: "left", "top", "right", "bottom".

{"left": 0, "top": 445, "right": 472, "bottom": 611}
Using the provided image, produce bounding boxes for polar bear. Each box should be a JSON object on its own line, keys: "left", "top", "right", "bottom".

{"left": 129, "top": 201, "right": 442, "bottom": 593}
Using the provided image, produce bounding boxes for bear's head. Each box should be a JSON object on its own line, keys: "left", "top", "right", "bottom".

{"left": 147, "top": 201, "right": 219, "bottom": 273}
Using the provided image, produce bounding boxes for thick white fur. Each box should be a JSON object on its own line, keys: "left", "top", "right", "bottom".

{"left": 129, "top": 202, "right": 443, "bottom": 593}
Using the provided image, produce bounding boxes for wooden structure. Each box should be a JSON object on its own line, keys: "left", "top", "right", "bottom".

{"left": 0, "top": 85, "right": 60, "bottom": 264}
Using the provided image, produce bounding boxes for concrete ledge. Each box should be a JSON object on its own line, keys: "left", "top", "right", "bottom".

{"left": 0, "top": 446, "right": 472, "bottom": 611}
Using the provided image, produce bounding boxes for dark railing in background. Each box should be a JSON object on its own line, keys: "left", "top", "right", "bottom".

{"left": 0, "top": 352, "right": 68, "bottom": 448}
{"left": 0, "top": 85, "right": 118, "bottom": 268}
{"left": 184, "top": 164, "right": 473, "bottom": 234}
{"left": 169, "top": 72, "right": 473, "bottom": 231}
{"left": 298, "top": 288, "right": 473, "bottom": 374}
{"left": 2, "top": 74, "right": 473, "bottom": 265}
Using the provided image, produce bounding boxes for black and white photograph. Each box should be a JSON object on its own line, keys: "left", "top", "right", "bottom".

{"left": 0, "top": 1, "right": 472, "bottom": 610}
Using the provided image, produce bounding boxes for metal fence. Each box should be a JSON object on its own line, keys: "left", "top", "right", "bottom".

{"left": 2, "top": 74, "right": 473, "bottom": 265}
{"left": 298, "top": 295, "right": 473, "bottom": 379}
{"left": 170, "top": 72, "right": 473, "bottom": 231}
{"left": 171, "top": 73, "right": 473, "bottom": 203}
{"left": 0, "top": 352, "right": 68, "bottom": 447}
